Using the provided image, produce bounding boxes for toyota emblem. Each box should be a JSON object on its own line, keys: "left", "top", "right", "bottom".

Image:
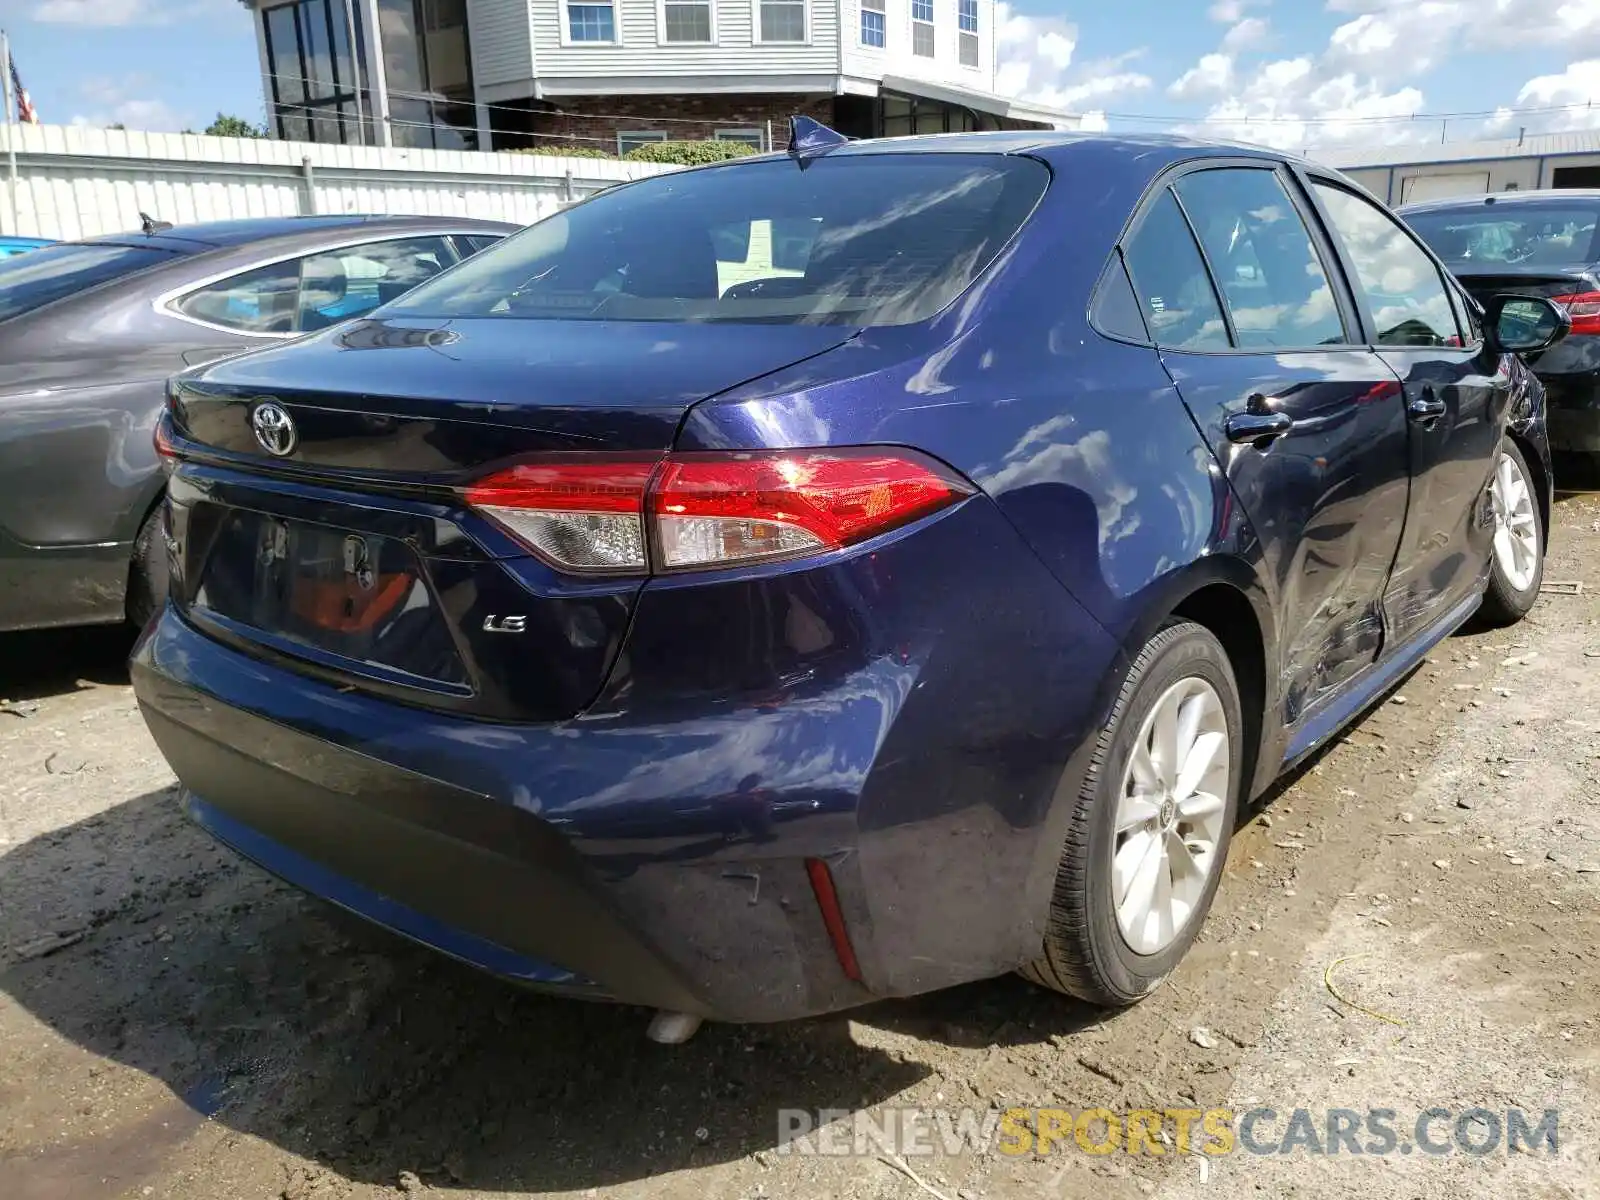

{"left": 251, "top": 401, "right": 297, "bottom": 457}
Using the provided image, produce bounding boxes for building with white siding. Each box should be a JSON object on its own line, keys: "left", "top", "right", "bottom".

{"left": 241, "top": 0, "right": 1073, "bottom": 156}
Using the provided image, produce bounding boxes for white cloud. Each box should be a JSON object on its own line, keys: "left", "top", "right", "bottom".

{"left": 1168, "top": 53, "right": 1235, "bottom": 101}
{"left": 1220, "top": 17, "right": 1268, "bottom": 51}
{"left": 1165, "top": 0, "right": 1600, "bottom": 152}
{"left": 1487, "top": 59, "right": 1600, "bottom": 134}
{"left": 70, "top": 76, "right": 189, "bottom": 132}
{"left": 1207, "top": 0, "right": 1267, "bottom": 23}
{"left": 994, "top": 4, "right": 1152, "bottom": 116}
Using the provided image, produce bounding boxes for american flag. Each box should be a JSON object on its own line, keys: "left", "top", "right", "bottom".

{"left": 9, "top": 51, "right": 37, "bottom": 125}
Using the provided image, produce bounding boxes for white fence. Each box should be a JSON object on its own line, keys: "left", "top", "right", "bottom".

{"left": 0, "top": 124, "right": 676, "bottom": 241}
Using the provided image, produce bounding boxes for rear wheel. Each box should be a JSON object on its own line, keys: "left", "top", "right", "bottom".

{"left": 1021, "top": 620, "right": 1243, "bottom": 1006}
{"left": 126, "top": 503, "right": 170, "bottom": 630}
{"left": 1478, "top": 441, "right": 1543, "bottom": 627}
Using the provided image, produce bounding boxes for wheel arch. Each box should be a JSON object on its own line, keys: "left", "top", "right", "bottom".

{"left": 1116, "top": 558, "right": 1278, "bottom": 803}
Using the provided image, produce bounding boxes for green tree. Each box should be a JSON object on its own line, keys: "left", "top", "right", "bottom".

{"left": 204, "top": 113, "right": 264, "bottom": 138}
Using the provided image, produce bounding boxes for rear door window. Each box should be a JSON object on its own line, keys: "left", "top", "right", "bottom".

{"left": 383, "top": 155, "right": 1050, "bottom": 327}
{"left": 1313, "top": 183, "right": 1461, "bottom": 347}
{"left": 0, "top": 243, "right": 178, "bottom": 322}
{"left": 1174, "top": 168, "right": 1348, "bottom": 348}
{"left": 175, "top": 236, "right": 458, "bottom": 335}
{"left": 1121, "top": 189, "right": 1231, "bottom": 351}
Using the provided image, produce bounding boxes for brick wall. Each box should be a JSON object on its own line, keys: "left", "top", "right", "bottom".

{"left": 519, "top": 94, "right": 837, "bottom": 154}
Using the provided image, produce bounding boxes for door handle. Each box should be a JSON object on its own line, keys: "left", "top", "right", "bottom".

{"left": 1224, "top": 409, "right": 1294, "bottom": 446}
{"left": 1407, "top": 387, "right": 1447, "bottom": 424}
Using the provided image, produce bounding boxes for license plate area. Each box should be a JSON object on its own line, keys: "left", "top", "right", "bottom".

{"left": 193, "top": 510, "right": 470, "bottom": 689}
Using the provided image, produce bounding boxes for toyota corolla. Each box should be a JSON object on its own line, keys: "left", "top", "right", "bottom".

{"left": 133, "top": 124, "right": 1569, "bottom": 1037}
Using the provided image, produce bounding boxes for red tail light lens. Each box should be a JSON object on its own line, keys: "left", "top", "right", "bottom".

{"left": 1551, "top": 291, "right": 1600, "bottom": 336}
{"left": 651, "top": 449, "right": 974, "bottom": 570}
{"left": 154, "top": 412, "right": 179, "bottom": 462}
{"left": 463, "top": 448, "right": 973, "bottom": 574}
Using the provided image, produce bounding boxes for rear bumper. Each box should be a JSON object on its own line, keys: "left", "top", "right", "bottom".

{"left": 135, "top": 618, "right": 860, "bottom": 1021}
{"left": 132, "top": 497, "right": 1122, "bottom": 1021}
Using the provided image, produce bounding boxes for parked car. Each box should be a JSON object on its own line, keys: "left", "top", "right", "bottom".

{"left": 1401, "top": 190, "right": 1598, "bottom": 458}
{"left": 0, "top": 235, "right": 54, "bottom": 258}
{"left": 0, "top": 214, "right": 515, "bottom": 633}
{"left": 134, "top": 128, "right": 1568, "bottom": 1036}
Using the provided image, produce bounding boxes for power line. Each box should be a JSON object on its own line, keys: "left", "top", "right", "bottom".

{"left": 1099, "top": 100, "right": 1598, "bottom": 127}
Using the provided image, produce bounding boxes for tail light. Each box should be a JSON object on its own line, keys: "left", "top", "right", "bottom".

{"left": 154, "top": 411, "right": 179, "bottom": 461}
{"left": 463, "top": 448, "right": 974, "bottom": 574}
{"left": 1550, "top": 291, "right": 1600, "bottom": 335}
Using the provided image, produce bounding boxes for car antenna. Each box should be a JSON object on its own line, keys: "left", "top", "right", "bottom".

{"left": 787, "top": 115, "right": 849, "bottom": 167}
{"left": 139, "top": 211, "right": 173, "bottom": 235}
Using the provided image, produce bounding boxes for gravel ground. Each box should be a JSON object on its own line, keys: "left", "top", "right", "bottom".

{"left": 1, "top": 485, "right": 1597, "bottom": 1200}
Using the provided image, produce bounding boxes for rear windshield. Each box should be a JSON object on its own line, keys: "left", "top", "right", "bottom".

{"left": 385, "top": 154, "right": 1049, "bottom": 326}
{"left": 1404, "top": 203, "right": 1600, "bottom": 267}
{"left": 0, "top": 243, "right": 177, "bottom": 322}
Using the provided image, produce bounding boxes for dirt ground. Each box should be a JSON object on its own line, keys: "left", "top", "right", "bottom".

{"left": 2, "top": 482, "right": 1599, "bottom": 1200}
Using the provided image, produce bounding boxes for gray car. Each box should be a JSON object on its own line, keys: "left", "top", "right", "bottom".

{"left": 0, "top": 214, "right": 516, "bottom": 633}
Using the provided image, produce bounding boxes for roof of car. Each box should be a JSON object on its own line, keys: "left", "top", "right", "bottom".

{"left": 1399, "top": 189, "right": 1600, "bottom": 214}
{"left": 76, "top": 213, "right": 517, "bottom": 253}
{"left": 817, "top": 129, "right": 1294, "bottom": 161}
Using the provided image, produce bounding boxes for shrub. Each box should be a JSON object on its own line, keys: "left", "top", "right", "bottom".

{"left": 509, "top": 144, "right": 615, "bottom": 159}
{"left": 623, "top": 139, "right": 758, "bottom": 165}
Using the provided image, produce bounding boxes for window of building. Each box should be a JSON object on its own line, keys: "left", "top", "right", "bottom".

{"left": 617, "top": 130, "right": 668, "bottom": 156}
{"left": 1173, "top": 167, "right": 1348, "bottom": 348}
{"left": 261, "top": 0, "right": 370, "bottom": 145}
{"left": 715, "top": 128, "right": 765, "bottom": 150}
{"left": 1312, "top": 182, "right": 1460, "bottom": 347}
{"left": 568, "top": 0, "right": 618, "bottom": 41}
{"left": 911, "top": 0, "right": 934, "bottom": 58}
{"left": 957, "top": 0, "right": 978, "bottom": 66}
{"left": 1121, "top": 189, "right": 1231, "bottom": 351}
{"left": 758, "top": 0, "right": 806, "bottom": 41}
{"left": 860, "top": 0, "right": 885, "bottom": 48}
{"left": 662, "top": 0, "right": 713, "bottom": 42}
{"left": 175, "top": 236, "right": 459, "bottom": 335}
{"left": 375, "top": 0, "right": 478, "bottom": 149}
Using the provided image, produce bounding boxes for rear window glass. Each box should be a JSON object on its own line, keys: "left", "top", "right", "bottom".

{"left": 1404, "top": 204, "right": 1600, "bottom": 267}
{"left": 384, "top": 154, "right": 1049, "bottom": 326}
{"left": 0, "top": 243, "right": 176, "bottom": 322}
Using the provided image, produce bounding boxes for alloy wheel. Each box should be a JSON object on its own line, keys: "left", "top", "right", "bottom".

{"left": 1112, "top": 677, "right": 1231, "bottom": 955}
{"left": 1490, "top": 451, "right": 1539, "bottom": 593}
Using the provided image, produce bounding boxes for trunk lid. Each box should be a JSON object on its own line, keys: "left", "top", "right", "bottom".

{"left": 1447, "top": 264, "right": 1600, "bottom": 303}
{"left": 166, "top": 315, "right": 858, "bottom": 721}
{"left": 174, "top": 315, "right": 856, "bottom": 472}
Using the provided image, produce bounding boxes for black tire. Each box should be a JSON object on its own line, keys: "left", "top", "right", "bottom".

{"left": 1021, "top": 620, "right": 1244, "bottom": 1006}
{"left": 126, "top": 502, "right": 170, "bottom": 630}
{"left": 1478, "top": 440, "right": 1544, "bottom": 627}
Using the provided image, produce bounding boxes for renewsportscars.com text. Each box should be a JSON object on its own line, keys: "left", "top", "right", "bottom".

{"left": 777, "top": 1106, "right": 1560, "bottom": 1158}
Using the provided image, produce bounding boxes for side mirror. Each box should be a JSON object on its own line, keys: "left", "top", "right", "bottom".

{"left": 1485, "top": 294, "right": 1571, "bottom": 355}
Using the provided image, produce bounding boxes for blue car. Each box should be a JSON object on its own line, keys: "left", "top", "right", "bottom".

{"left": 0, "top": 235, "right": 53, "bottom": 258}
{"left": 134, "top": 126, "right": 1569, "bottom": 1034}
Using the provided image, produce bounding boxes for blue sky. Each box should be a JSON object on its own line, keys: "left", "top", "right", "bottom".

{"left": 1, "top": 0, "right": 1597, "bottom": 147}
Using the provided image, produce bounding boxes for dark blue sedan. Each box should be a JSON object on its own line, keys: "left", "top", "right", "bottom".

{"left": 133, "top": 127, "right": 1569, "bottom": 1036}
